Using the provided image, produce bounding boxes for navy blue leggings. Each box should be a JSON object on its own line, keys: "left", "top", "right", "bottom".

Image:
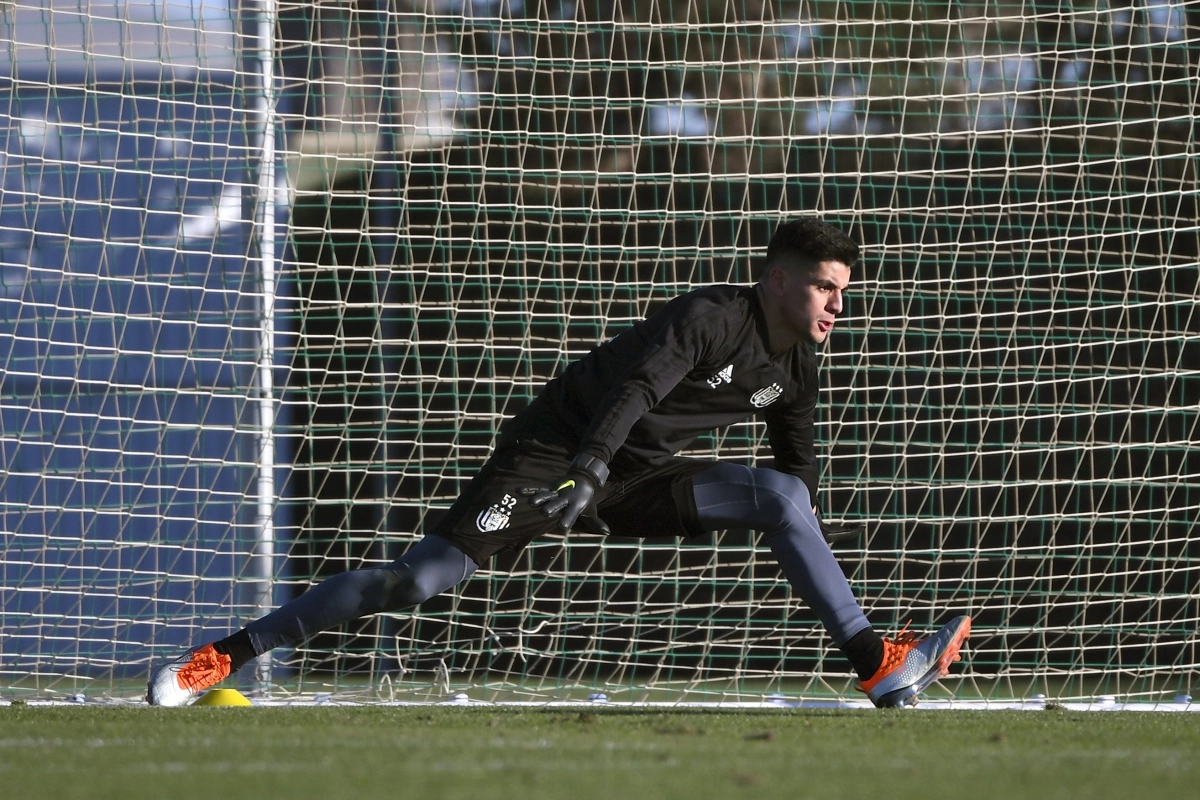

{"left": 691, "top": 462, "right": 871, "bottom": 647}
{"left": 243, "top": 463, "right": 869, "bottom": 655}
{"left": 244, "top": 534, "right": 477, "bottom": 655}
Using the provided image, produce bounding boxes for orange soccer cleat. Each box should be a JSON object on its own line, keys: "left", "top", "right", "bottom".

{"left": 859, "top": 616, "right": 971, "bottom": 708}
{"left": 146, "top": 643, "right": 232, "bottom": 707}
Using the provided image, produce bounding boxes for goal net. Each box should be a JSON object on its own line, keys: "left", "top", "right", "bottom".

{"left": 2, "top": 0, "right": 1197, "bottom": 704}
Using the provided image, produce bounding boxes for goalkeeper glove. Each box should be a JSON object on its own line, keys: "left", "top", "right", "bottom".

{"left": 521, "top": 455, "right": 611, "bottom": 534}
{"left": 816, "top": 509, "right": 866, "bottom": 545}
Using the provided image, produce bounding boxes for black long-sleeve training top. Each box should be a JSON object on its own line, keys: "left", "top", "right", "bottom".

{"left": 532, "top": 283, "right": 822, "bottom": 500}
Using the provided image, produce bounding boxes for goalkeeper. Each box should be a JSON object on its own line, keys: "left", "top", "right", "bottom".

{"left": 149, "top": 218, "right": 970, "bottom": 708}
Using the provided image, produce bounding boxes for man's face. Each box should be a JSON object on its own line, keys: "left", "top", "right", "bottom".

{"left": 768, "top": 258, "right": 852, "bottom": 346}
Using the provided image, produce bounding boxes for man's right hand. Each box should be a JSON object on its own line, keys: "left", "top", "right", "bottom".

{"left": 817, "top": 511, "right": 866, "bottom": 545}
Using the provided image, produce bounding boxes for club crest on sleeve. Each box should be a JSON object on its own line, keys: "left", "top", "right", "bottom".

{"left": 751, "top": 383, "right": 783, "bottom": 408}
{"left": 476, "top": 505, "right": 510, "bottom": 532}
{"left": 476, "top": 493, "right": 517, "bottom": 532}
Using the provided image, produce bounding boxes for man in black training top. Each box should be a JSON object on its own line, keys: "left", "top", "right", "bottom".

{"left": 149, "top": 218, "right": 971, "bottom": 708}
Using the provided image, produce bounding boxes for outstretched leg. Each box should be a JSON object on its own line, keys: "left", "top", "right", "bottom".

{"left": 241, "top": 534, "right": 477, "bottom": 656}
{"left": 147, "top": 534, "right": 477, "bottom": 706}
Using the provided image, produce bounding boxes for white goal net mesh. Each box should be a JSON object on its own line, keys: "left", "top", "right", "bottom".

{"left": 1, "top": 0, "right": 1197, "bottom": 704}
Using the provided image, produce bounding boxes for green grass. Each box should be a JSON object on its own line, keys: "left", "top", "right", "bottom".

{"left": 1, "top": 706, "right": 1196, "bottom": 799}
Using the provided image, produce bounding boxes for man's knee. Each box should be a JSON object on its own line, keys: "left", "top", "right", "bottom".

{"left": 749, "top": 469, "right": 812, "bottom": 531}
{"left": 361, "top": 566, "right": 431, "bottom": 614}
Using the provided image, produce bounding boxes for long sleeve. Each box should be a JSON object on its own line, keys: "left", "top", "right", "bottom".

{"left": 574, "top": 296, "right": 724, "bottom": 464}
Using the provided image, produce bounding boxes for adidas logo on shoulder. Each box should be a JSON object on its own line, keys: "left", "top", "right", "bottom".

{"left": 706, "top": 364, "right": 734, "bottom": 388}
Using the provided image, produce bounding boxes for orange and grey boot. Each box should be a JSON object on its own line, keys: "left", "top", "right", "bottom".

{"left": 146, "top": 644, "right": 232, "bottom": 707}
{"left": 859, "top": 616, "right": 971, "bottom": 708}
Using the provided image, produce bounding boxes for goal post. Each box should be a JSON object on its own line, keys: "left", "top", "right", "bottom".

{"left": 1, "top": 1, "right": 1197, "bottom": 704}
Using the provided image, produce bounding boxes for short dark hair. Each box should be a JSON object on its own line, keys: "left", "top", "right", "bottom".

{"left": 760, "top": 218, "right": 859, "bottom": 278}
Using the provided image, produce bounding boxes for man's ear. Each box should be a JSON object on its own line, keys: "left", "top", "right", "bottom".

{"left": 766, "top": 264, "right": 789, "bottom": 297}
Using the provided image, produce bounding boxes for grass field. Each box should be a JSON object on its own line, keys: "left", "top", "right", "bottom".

{"left": 1, "top": 705, "right": 1196, "bottom": 799}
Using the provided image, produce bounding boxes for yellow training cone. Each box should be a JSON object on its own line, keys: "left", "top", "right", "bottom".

{"left": 193, "top": 688, "right": 253, "bottom": 707}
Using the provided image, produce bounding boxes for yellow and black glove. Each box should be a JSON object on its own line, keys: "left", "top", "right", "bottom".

{"left": 521, "top": 455, "right": 611, "bottom": 534}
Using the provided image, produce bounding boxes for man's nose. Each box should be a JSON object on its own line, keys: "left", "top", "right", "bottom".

{"left": 828, "top": 289, "right": 844, "bottom": 314}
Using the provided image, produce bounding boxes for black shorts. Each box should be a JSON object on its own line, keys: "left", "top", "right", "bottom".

{"left": 430, "top": 438, "right": 715, "bottom": 565}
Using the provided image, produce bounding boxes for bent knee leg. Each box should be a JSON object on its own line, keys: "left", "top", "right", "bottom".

{"left": 693, "top": 463, "right": 815, "bottom": 534}
{"left": 745, "top": 468, "right": 813, "bottom": 535}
